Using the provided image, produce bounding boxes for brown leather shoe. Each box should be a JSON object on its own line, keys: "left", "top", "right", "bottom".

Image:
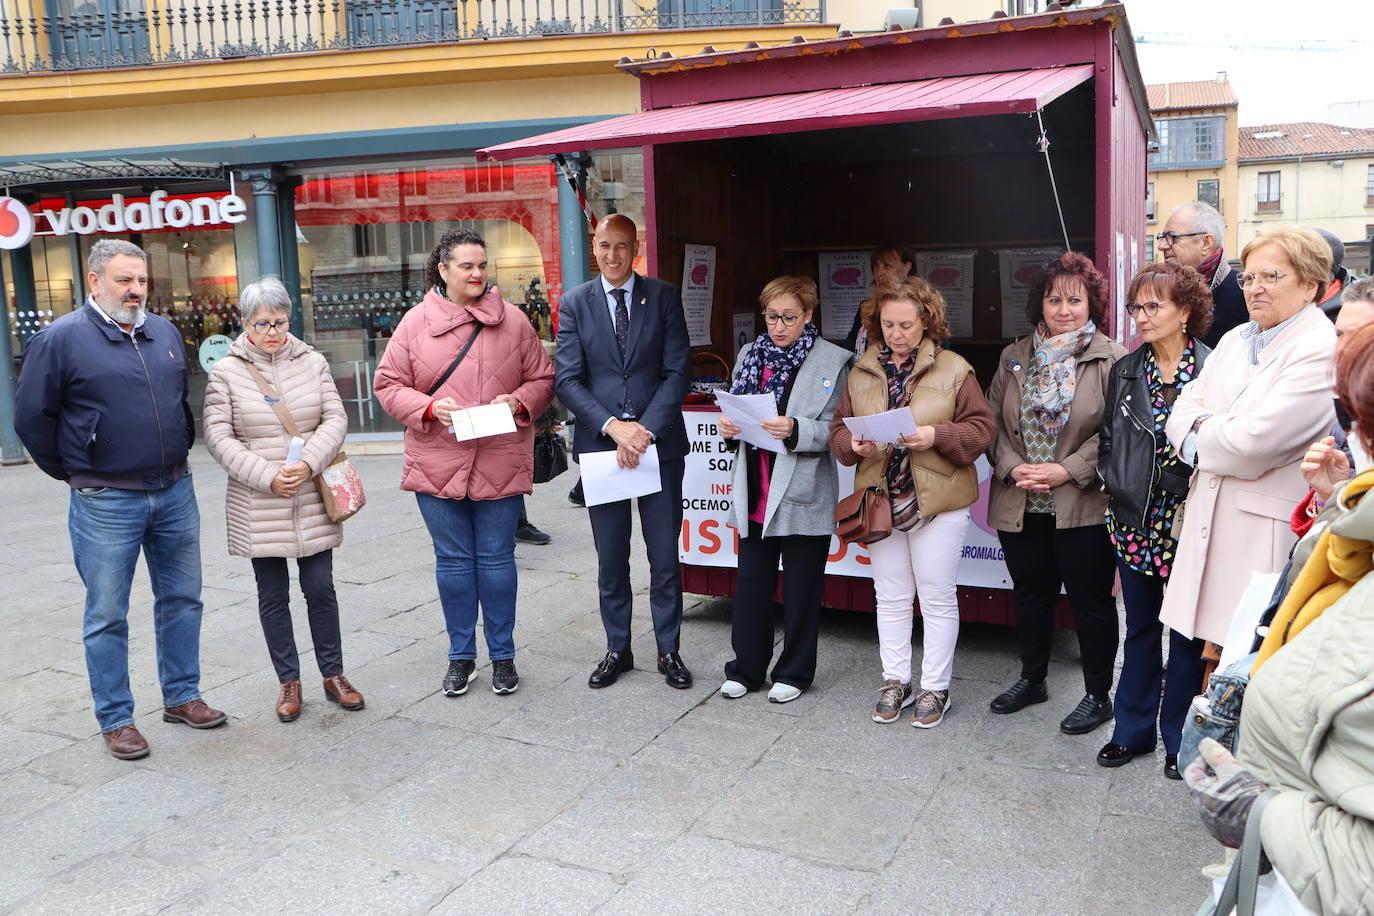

{"left": 162, "top": 699, "right": 228, "bottom": 729}
{"left": 323, "top": 674, "right": 364, "bottom": 710}
{"left": 276, "top": 680, "right": 302, "bottom": 722}
{"left": 103, "top": 725, "right": 150, "bottom": 760}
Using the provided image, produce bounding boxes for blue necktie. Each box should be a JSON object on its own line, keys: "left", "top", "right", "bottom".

{"left": 612, "top": 287, "right": 629, "bottom": 357}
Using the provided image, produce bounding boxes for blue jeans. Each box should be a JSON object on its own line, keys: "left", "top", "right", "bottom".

{"left": 68, "top": 474, "right": 205, "bottom": 733}
{"left": 416, "top": 492, "right": 520, "bottom": 661}
{"left": 1110, "top": 558, "right": 1207, "bottom": 754}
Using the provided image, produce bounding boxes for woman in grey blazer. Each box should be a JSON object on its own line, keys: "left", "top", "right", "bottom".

{"left": 717, "top": 276, "right": 852, "bottom": 703}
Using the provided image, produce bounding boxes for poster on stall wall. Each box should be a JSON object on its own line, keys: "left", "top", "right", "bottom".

{"left": 1114, "top": 232, "right": 1127, "bottom": 343}
{"left": 1128, "top": 235, "right": 1140, "bottom": 339}
{"left": 681, "top": 244, "right": 716, "bottom": 347}
{"left": 914, "top": 250, "right": 977, "bottom": 338}
{"left": 732, "top": 312, "right": 756, "bottom": 358}
{"left": 678, "top": 409, "right": 1013, "bottom": 589}
{"left": 818, "top": 251, "right": 873, "bottom": 340}
{"left": 997, "top": 248, "right": 1061, "bottom": 339}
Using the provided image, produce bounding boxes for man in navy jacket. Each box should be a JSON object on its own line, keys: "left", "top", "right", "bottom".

{"left": 555, "top": 214, "right": 693, "bottom": 689}
{"left": 15, "top": 239, "right": 225, "bottom": 760}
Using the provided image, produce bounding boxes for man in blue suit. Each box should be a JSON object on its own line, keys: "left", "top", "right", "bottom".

{"left": 555, "top": 214, "right": 693, "bottom": 689}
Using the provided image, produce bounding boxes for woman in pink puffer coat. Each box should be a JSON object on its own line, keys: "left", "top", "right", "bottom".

{"left": 374, "top": 229, "right": 554, "bottom": 699}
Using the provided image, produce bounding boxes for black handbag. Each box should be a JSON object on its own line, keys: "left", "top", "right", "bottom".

{"left": 532, "top": 429, "right": 568, "bottom": 483}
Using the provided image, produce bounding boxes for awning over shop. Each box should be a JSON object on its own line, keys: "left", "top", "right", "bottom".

{"left": 478, "top": 64, "right": 1094, "bottom": 160}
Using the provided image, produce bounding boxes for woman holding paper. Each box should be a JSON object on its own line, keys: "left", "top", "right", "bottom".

{"left": 829, "top": 278, "right": 996, "bottom": 728}
{"left": 203, "top": 277, "right": 359, "bottom": 722}
{"left": 985, "top": 251, "right": 1125, "bottom": 736}
{"left": 717, "top": 276, "right": 852, "bottom": 703}
{"left": 374, "top": 229, "right": 555, "bottom": 699}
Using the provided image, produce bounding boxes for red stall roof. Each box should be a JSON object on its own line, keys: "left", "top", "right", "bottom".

{"left": 477, "top": 64, "right": 1094, "bottom": 161}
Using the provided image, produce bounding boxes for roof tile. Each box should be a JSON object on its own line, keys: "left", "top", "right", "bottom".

{"left": 1239, "top": 122, "right": 1374, "bottom": 161}
{"left": 1146, "top": 79, "right": 1238, "bottom": 112}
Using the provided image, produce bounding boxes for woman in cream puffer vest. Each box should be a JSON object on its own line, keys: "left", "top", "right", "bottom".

{"left": 203, "top": 277, "right": 360, "bottom": 723}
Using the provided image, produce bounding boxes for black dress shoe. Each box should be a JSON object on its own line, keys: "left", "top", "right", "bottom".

{"left": 568, "top": 481, "right": 585, "bottom": 507}
{"left": 1163, "top": 753, "right": 1182, "bottom": 781}
{"left": 989, "top": 678, "right": 1048, "bottom": 714}
{"left": 1096, "top": 742, "right": 1147, "bottom": 768}
{"left": 1060, "top": 694, "right": 1114, "bottom": 735}
{"left": 588, "top": 650, "right": 633, "bottom": 688}
{"left": 657, "top": 652, "right": 692, "bottom": 689}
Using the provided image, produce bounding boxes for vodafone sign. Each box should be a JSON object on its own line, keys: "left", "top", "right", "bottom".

{"left": 0, "top": 197, "right": 36, "bottom": 251}
{"left": 0, "top": 190, "right": 247, "bottom": 250}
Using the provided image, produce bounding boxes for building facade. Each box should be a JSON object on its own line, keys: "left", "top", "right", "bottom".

{"left": 1145, "top": 76, "right": 1239, "bottom": 259}
{"left": 1237, "top": 122, "right": 1374, "bottom": 259}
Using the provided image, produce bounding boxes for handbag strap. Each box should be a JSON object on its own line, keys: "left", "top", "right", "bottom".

{"left": 1212, "top": 789, "right": 1280, "bottom": 916}
{"left": 232, "top": 355, "right": 302, "bottom": 438}
{"left": 426, "top": 323, "right": 484, "bottom": 397}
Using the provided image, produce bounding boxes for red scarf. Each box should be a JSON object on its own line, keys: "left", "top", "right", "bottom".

{"left": 1197, "top": 248, "right": 1225, "bottom": 286}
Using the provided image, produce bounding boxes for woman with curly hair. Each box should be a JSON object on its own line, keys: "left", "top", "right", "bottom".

{"left": 374, "top": 229, "right": 555, "bottom": 698}
{"left": 985, "top": 251, "right": 1126, "bottom": 735}
{"left": 1095, "top": 262, "right": 1214, "bottom": 778}
{"left": 829, "top": 277, "right": 996, "bottom": 728}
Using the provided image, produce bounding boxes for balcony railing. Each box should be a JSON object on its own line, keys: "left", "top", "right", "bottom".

{"left": 1256, "top": 196, "right": 1282, "bottom": 214}
{"left": 1, "top": 0, "right": 824, "bottom": 74}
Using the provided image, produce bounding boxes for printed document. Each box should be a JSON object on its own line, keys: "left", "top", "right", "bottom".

{"left": 580, "top": 444, "right": 663, "bottom": 507}
{"left": 714, "top": 391, "right": 784, "bottom": 454}
{"left": 450, "top": 404, "right": 518, "bottom": 442}
{"left": 841, "top": 408, "right": 918, "bottom": 445}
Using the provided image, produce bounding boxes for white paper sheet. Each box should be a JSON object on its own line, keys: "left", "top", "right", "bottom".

{"left": 580, "top": 444, "right": 663, "bottom": 507}
{"left": 842, "top": 407, "right": 917, "bottom": 445}
{"left": 714, "top": 390, "right": 784, "bottom": 454}
{"left": 450, "top": 403, "right": 517, "bottom": 442}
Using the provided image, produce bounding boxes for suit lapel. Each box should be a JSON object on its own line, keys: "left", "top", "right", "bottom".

{"left": 623, "top": 274, "right": 648, "bottom": 366}
{"left": 590, "top": 278, "right": 624, "bottom": 370}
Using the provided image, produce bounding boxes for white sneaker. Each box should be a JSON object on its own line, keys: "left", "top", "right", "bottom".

{"left": 767, "top": 682, "right": 802, "bottom": 704}
{"left": 720, "top": 680, "right": 748, "bottom": 699}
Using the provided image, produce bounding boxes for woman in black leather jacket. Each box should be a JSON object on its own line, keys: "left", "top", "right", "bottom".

{"left": 1096, "top": 262, "right": 1214, "bottom": 779}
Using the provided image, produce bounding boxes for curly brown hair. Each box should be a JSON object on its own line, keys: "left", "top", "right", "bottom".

{"left": 1024, "top": 251, "right": 1110, "bottom": 332}
{"left": 1125, "top": 262, "right": 1214, "bottom": 340}
{"left": 426, "top": 228, "right": 486, "bottom": 291}
{"left": 863, "top": 276, "right": 950, "bottom": 348}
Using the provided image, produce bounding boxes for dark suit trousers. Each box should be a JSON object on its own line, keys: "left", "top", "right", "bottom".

{"left": 588, "top": 457, "right": 686, "bottom": 655}
{"left": 725, "top": 523, "right": 830, "bottom": 691}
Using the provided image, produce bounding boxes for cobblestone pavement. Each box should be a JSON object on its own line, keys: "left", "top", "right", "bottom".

{"left": 0, "top": 449, "right": 1220, "bottom": 914}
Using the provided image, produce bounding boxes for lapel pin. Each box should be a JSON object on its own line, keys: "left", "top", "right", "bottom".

{"left": 1007, "top": 359, "right": 1022, "bottom": 372}
{"left": 823, "top": 377, "right": 833, "bottom": 389}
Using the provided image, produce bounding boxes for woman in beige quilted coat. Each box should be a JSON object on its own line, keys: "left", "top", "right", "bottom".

{"left": 204, "top": 277, "right": 361, "bottom": 723}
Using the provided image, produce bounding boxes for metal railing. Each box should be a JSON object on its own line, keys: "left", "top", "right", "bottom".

{"left": 1, "top": 0, "right": 823, "bottom": 74}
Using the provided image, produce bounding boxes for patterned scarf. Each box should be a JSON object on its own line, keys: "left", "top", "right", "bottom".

{"left": 879, "top": 347, "right": 921, "bottom": 531}
{"left": 730, "top": 324, "right": 819, "bottom": 405}
{"left": 1197, "top": 248, "right": 1226, "bottom": 288}
{"left": 1029, "top": 320, "right": 1096, "bottom": 439}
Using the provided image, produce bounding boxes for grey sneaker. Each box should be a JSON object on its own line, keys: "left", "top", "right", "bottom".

{"left": 872, "top": 679, "right": 914, "bottom": 724}
{"left": 911, "top": 689, "right": 951, "bottom": 729}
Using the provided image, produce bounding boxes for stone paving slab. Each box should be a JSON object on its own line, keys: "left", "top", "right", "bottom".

{"left": 0, "top": 450, "right": 1224, "bottom": 914}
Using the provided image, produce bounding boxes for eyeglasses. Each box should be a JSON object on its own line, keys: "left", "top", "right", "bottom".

{"left": 1155, "top": 231, "right": 1207, "bottom": 246}
{"left": 1126, "top": 300, "right": 1166, "bottom": 318}
{"left": 1237, "top": 270, "right": 1290, "bottom": 289}
{"left": 763, "top": 313, "right": 803, "bottom": 327}
{"left": 251, "top": 318, "right": 290, "bottom": 334}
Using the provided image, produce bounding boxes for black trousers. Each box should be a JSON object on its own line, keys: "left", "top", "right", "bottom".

{"left": 725, "top": 524, "right": 830, "bottom": 691}
{"left": 250, "top": 550, "right": 343, "bottom": 682}
{"left": 587, "top": 458, "right": 685, "bottom": 656}
{"left": 998, "top": 514, "right": 1119, "bottom": 698}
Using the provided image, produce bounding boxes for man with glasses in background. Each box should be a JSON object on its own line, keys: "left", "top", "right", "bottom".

{"left": 15, "top": 239, "right": 225, "bottom": 761}
{"left": 1157, "top": 201, "right": 1248, "bottom": 346}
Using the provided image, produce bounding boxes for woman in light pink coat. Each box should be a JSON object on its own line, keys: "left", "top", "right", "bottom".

{"left": 374, "top": 229, "right": 555, "bottom": 699}
{"left": 1160, "top": 227, "right": 1338, "bottom": 647}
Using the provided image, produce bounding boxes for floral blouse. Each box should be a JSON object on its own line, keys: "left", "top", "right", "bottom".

{"left": 1106, "top": 343, "right": 1199, "bottom": 577}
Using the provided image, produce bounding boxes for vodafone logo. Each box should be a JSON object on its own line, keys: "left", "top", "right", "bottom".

{"left": 0, "top": 197, "right": 36, "bottom": 250}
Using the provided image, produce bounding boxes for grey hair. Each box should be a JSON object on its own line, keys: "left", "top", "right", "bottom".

{"left": 1174, "top": 201, "right": 1227, "bottom": 249}
{"left": 1343, "top": 275, "right": 1374, "bottom": 307}
{"left": 239, "top": 276, "right": 293, "bottom": 325}
{"left": 87, "top": 239, "right": 147, "bottom": 276}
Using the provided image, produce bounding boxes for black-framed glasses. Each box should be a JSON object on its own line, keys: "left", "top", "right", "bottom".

{"left": 251, "top": 318, "right": 290, "bottom": 334}
{"left": 1126, "top": 300, "right": 1165, "bottom": 318}
{"left": 1155, "top": 231, "right": 1207, "bottom": 246}
{"left": 1237, "top": 270, "right": 1290, "bottom": 289}
{"left": 763, "top": 313, "right": 803, "bottom": 327}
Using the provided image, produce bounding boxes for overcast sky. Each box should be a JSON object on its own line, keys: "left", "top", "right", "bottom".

{"left": 1125, "top": 0, "right": 1374, "bottom": 126}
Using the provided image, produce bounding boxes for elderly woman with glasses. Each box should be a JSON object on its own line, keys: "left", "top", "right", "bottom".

{"left": 1096, "top": 262, "right": 1214, "bottom": 780}
{"left": 1159, "top": 227, "right": 1338, "bottom": 657}
{"left": 717, "top": 276, "right": 852, "bottom": 704}
{"left": 203, "top": 277, "right": 361, "bottom": 722}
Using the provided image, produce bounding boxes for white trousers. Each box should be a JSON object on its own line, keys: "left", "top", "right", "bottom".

{"left": 867, "top": 507, "right": 970, "bottom": 691}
